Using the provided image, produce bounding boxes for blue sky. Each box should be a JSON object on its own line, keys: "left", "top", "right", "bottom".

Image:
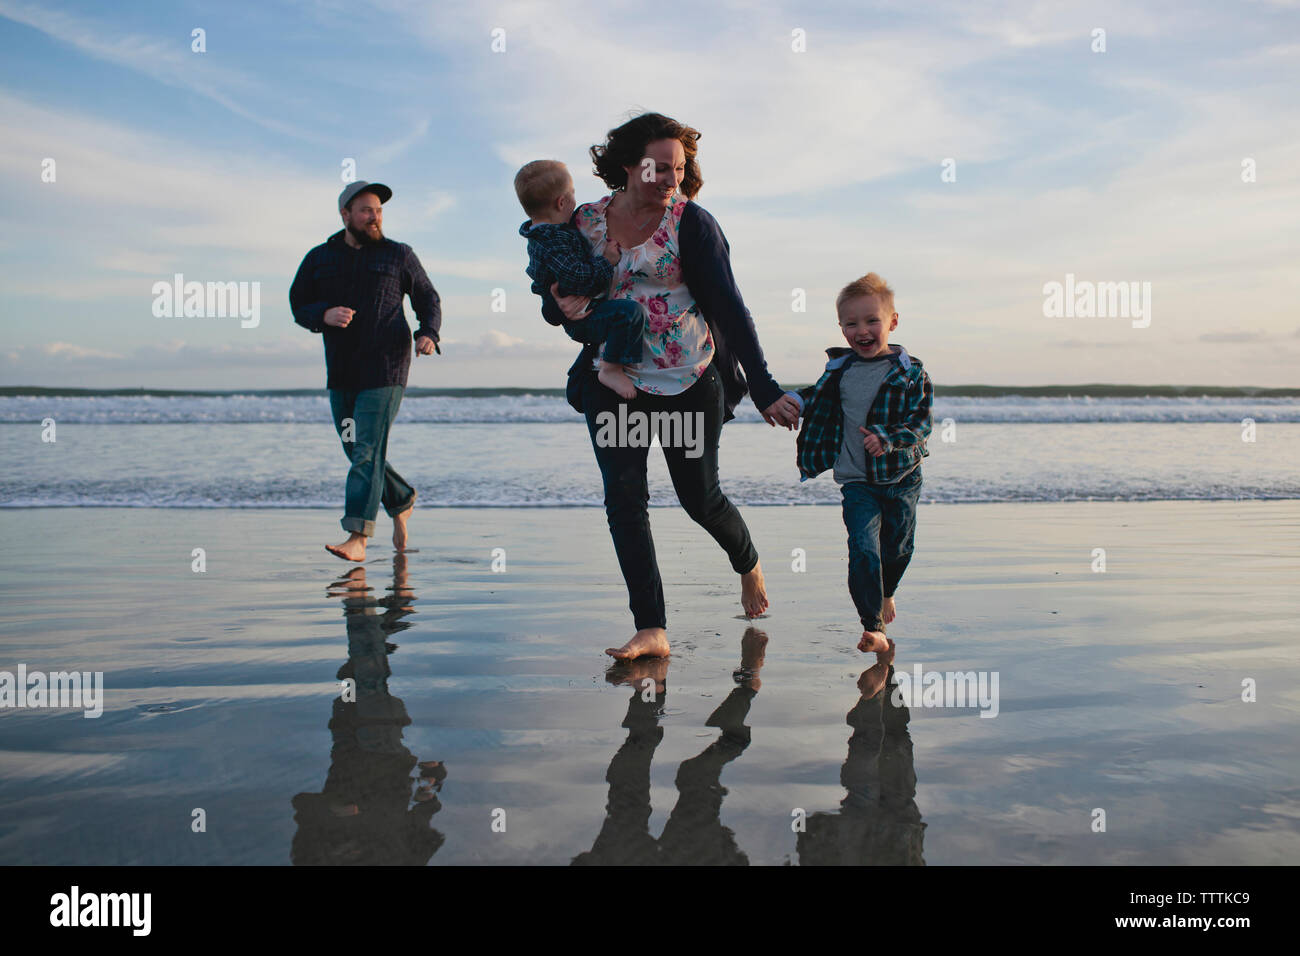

{"left": 2, "top": 0, "right": 1298, "bottom": 388}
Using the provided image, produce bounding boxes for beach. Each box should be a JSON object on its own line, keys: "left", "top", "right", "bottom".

{"left": 1, "top": 501, "right": 1297, "bottom": 865}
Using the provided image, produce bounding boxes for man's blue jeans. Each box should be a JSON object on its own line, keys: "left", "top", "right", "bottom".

{"left": 842, "top": 468, "right": 922, "bottom": 633}
{"left": 329, "top": 386, "right": 415, "bottom": 537}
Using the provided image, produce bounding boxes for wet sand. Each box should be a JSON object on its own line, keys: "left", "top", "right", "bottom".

{"left": 0, "top": 502, "right": 1297, "bottom": 865}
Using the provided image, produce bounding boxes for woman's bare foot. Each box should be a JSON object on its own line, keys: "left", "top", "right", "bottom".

{"left": 736, "top": 627, "right": 768, "bottom": 689}
{"left": 858, "top": 628, "right": 889, "bottom": 653}
{"left": 740, "top": 561, "right": 769, "bottom": 618}
{"left": 326, "top": 532, "right": 367, "bottom": 562}
{"left": 606, "top": 656, "right": 670, "bottom": 697}
{"left": 393, "top": 496, "right": 416, "bottom": 551}
{"left": 605, "top": 627, "right": 670, "bottom": 660}
{"left": 876, "top": 636, "right": 896, "bottom": 665}
{"left": 597, "top": 362, "right": 637, "bottom": 400}
{"left": 882, "top": 595, "right": 897, "bottom": 625}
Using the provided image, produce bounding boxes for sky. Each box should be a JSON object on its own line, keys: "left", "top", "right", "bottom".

{"left": 1, "top": 0, "right": 1298, "bottom": 389}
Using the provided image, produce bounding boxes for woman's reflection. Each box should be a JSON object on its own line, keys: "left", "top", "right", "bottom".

{"left": 573, "top": 628, "right": 768, "bottom": 865}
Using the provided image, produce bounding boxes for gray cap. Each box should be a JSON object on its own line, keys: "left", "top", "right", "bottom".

{"left": 338, "top": 180, "right": 393, "bottom": 212}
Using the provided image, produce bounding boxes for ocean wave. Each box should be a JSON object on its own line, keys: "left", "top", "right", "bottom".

{"left": 3, "top": 394, "right": 1299, "bottom": 424}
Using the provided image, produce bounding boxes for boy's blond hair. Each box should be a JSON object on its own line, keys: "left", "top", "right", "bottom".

{"left": 514, "top": 160, "right": 571, "bottom": 220}
{"left": 836, "top": 272, "right": 896, "bottom": 315}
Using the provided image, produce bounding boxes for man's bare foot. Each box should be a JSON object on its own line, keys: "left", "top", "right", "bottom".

{"left": 856, "top": 640, "right": 896, "bottom": 698}
{"left": 597, "top": 362, "right": 637, "bottom": 400}
{"left": 858, "top": 628, "right": 889, "bottom": 653}
{"left": 882, "top": 595, "right": 897, "bottom": 625}
{"left": 326, "top": 532, "right": 366, "bottom": 562}
{"left": 605, "top": 627, "right": 670, "bottom": 660}
{"left": 393, "top": 495, "right": 416, "bottom": 551}
{"left": 740, "top": 561, "right": 769, "bottom": 618}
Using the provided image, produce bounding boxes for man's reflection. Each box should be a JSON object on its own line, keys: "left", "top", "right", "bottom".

{"left": 798, "top": 640, "right": 926, "bottom": 865}
{"left": 291, "top": 553, "right": 448, "bottom": 865}
{"left": 573, "top": 628, "right": 768, "bottom": 866}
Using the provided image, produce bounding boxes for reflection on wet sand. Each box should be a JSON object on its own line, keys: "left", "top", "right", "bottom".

{"left": 291, "top": 554, "right": 448, "bottom": 865}
{"left": 573, "top": 628, "right": 768, "bottom": 866}
{"left": 798, "top": 645, "right": 927, "bottom": 865}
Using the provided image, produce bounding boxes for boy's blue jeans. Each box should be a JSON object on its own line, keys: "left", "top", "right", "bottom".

{"left": 842, "top": 468, "right": 922, "bottom": 633}
{"left": 564, "top": 298, "right": 646, "bottom": 366}
{"left": 329, "top": 385, "right": 416, "bottom": 537}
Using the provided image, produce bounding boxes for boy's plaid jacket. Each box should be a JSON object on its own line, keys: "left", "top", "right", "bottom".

{"left": 795, "top": 345, "right": 933, "bottom": 482}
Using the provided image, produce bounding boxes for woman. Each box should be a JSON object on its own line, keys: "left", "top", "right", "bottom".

{"left": 543, "top": 112, "right": 801, "bottom": 660}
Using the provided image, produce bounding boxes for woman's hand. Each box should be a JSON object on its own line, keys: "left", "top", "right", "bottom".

{"left": 550, "top": 282, "right": 591, "bottom": 321}
{"left": 761, "top": 394, "right": 801, "bottom": 429}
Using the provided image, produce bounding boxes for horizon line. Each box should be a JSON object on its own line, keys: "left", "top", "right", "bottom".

{"left": 3, "top": 383, "right": 1299, "bottom": 398}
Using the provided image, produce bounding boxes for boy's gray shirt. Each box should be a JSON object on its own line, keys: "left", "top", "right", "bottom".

{"left": 833, "top": 353, "right": 897, "bottom": 484}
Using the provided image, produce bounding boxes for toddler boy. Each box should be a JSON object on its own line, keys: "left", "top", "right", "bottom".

{"left": 515, "top": 159, "right": 646, "bottom": 399}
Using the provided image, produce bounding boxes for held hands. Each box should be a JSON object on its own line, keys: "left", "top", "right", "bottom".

{"left": 860, "top": 427, "right": 888, "bottom": 457}
{"left": 550, "top": 282, "right": 591, "bottom": 322}
{"left": 324, "top": 306, "right": 354, "bottom": 328}
{"left": 601, "top": 240, "right": 622, "bottom": 265}
{"left": 761, "top": 394, "right": 801, "bottom": 429}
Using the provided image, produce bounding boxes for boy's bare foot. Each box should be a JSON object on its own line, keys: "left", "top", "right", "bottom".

{"left": 597, "top": 362, "right": 637, "bottom": 400}
{"left": 326, "top": 532, "right": 367, "bottom": 562}
{"left": 858, "top": 628, "right": 889, "bottom": 653}
{"left": 740, "top": 561, "right": 769, "bottom": 618}
{"left": 605, "top": 627, "right": 670, "bottom": 660}
{"left": 882, "top": 595, "right": 897, "bottom": 625}
{"left": 393, "top": 493, "right": 416, "bottom": 551}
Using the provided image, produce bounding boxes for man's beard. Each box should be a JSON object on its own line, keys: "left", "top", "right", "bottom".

{"left": 347, "top": 222, "right": 383, "bottom": 245}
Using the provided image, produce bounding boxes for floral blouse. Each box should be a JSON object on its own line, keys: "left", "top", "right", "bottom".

{"left": 573, "top": 192, "right": 714, "bottom": 395}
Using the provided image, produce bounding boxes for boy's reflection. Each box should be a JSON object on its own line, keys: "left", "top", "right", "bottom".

{"left": 573, "top": 628, "right": 768, "bottom": 866}
{"left": 291, "top": 553, "right": 448, "bottom": 865}
{"left": 798, "top": 641, "right": 926, "bottom": 865}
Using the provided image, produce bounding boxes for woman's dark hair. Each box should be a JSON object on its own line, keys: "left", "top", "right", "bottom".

{"left": 590, "top": 112, "right": 703, "bottom": 199}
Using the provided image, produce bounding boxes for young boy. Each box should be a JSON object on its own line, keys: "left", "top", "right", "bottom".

{"left": 515, "top": 159, "right": 646, "bottom": 399}
{"left": 795, "top": 272, "right": 933, "bottom": 655}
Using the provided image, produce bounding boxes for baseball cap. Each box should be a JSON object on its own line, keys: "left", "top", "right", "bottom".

{"left": 338, "top": 181, "right": 393, "bottom": 212}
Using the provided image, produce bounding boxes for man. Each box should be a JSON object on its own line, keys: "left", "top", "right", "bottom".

{"left": 290, "top": 181, "right": 441, "bottom": 561}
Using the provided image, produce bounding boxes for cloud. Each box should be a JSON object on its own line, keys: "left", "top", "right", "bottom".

{"left": 439, "top": 330, "right": 573, "bottom": 358}
{"left": 368, "top": 117, "right": 432, "bottom": 165}
{"left": 4, "top": 0, "right": 1299, "bottom": 388}
{"left": 1, "top": 337, "right": 319, "bottom": 373}
{"left": 36, "top": 342, "right": 124, "bottom": 361}
{"left": 0, "top": 0, "right": 324, "bottom": 142}
{"left": 0, "top": 90, "right": 333, "bottom": 278}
